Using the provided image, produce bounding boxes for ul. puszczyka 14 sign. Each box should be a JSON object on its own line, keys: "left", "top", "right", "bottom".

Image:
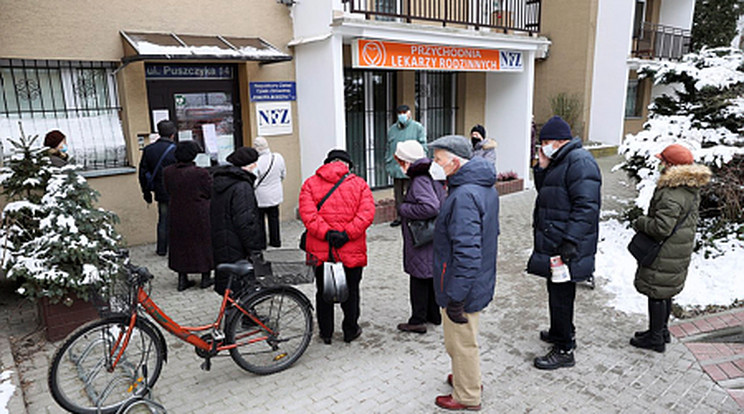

{"left": 351, "top": 39, "right": 523, "bottom": 72}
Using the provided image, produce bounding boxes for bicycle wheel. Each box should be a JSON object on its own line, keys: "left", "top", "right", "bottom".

{"left": 48, "top": 316, "right": 165, "bottom": 414}
{"left": 226, "top": 288, "right": 312, "bottom": 375}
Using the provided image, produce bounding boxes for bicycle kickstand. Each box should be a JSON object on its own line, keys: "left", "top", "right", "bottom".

{"left": 200, "top": 357, "right": 211, "bottom": 371}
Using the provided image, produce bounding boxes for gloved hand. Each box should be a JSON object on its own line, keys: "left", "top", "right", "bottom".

{"left": 325, "top": 230, "right": 350, "bottom": 249}
{"left": 557, "top": 240, "right": 578, "bottom": 263}
{"left": 143, "top": 192, "right": 152, "bottom": 204}
{"left": 446, "top": 301, "right": 468, "bottom": 324}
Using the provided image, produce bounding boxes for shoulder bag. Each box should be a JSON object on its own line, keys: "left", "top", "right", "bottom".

{"left": 144, "top": 143, "right": 175, "bottom": 191}
{"left": 627, "top": 206, "right": 693, "bottom": 267}
{"left": 254, "top": 154, "right": 275, "bottom": 188}
{"left": 299, "top": 173, "right": 350, "bottom": 251}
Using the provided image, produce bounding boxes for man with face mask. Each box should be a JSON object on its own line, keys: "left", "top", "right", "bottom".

{"left": 385, "top": 104, "right": 427, "bottom": 227}
{"left": 527, "top": 116, "right": 601, "bottom": 370}
{"left": 429, "top": 135, "right": 499, "bottom": 411}
{"left": 470, "top": 124, "right": 497, "bottom": 168}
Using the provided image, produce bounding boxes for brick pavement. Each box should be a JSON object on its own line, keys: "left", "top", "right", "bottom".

{"left": 3, "top": 154, "right": 742, "bottom": 413}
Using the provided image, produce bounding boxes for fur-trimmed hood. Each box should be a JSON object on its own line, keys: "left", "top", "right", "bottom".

{"left": 475, "top": 138, "right": 498, "bottom": 151}
{"left": 657, "top": 164, "right": 711, "bottom": 189}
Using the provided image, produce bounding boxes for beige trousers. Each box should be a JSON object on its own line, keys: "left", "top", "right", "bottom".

{"left": 442, "top": 308, "right": 482, "bottom": 406}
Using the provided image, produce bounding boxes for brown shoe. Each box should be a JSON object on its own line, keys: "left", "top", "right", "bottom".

{"left": 446, "top": 374, "right": 483, "bottom": 390}
{"left": 397, "top": 323, "right": 426, "bottom": 334}
{"left": 435, "top": 395, "right": 481, "bottom": 411}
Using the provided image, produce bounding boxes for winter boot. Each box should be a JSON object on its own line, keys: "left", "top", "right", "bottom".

{"left": 177, "top": 273, "right": 196, "bottom": 292}
{"left": 634, "top": 298, "right": 672, "bottom": 343}
{"left": 630, "top": 298, "right": 666, "bottom": 352}
{"left": 200, "top": 272, "right": 214, "bottom": 289}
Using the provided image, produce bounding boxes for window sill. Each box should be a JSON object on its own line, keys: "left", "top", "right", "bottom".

{"left": 624, "top": 116, "right": 643, "bottom": 120}
{"left": 79, "top": 167, "right": 137, "bottom": 178}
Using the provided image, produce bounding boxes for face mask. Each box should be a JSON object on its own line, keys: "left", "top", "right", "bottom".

{"left": 471, "top": 137, "right": 481, "bottom": 148}
{"left": 397, "top": 114, "right": 408, "bottom": 124}
{"left": 429, "top": 161, "right": 447, "bottom": 181}
{"left": 60, "top": 144, "right": 68, "bottom": 153}
{"left": 541, "top": 143, "right": 557, "bottom": 159}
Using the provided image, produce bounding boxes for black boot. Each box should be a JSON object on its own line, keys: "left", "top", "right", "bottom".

{"left": 200, "top": 272, "right": 214, "bottom": 289}
{"left": 534, "top": 346, "right": 575, "bottom": 370}
{"left": 630, "top": 298, "right": 666, "bottom": 352}
{"left": 177, "top": 273, "right": 196, "bottom": 292}
{"left": 634, "top": 298, "right": 672, "bottom": 343}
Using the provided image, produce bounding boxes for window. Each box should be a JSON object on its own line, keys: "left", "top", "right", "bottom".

{"left": 415, "top": 72, "right": 457, "bottom": 142}
{"left": 625, "top": 78, "right": 643, "bottom": 118}
{"left": 0, "top": 59, "right": 127, "bottom": 170}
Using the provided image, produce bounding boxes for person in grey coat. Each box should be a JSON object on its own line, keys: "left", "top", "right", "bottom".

{"left": 470, "top": 124, "right": 497, "bottom": 168}
{"left": 394, "top": 140, "right": 446, "bottom": 334}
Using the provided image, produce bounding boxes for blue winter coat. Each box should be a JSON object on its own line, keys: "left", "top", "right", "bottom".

{"left": 433, "top": 157, "right": 500, "bottom": 313}
{"left": 527, "top": 138, "right": 601, "bottom": 282}
{"left": 399, "top": 158, "right": 447, "bottom": 279}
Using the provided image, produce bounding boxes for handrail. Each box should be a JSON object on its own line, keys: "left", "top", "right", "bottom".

{"left": 632, "top": 21, "right": 692, "bottom": 61}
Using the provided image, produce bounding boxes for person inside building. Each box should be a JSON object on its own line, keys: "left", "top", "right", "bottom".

{"left": 163, "top": 140, "right": 213, "bottom": 291}
{"left": 44, "top": 130, "right": 69, "bottom": 167}
{"left": 629, "top": 144, "right": 711, "bottom": 353}
{"left": 385, "top": 104, "right": 427, "bottom": 227}
{"left": 299, "top": 149, "right": 375, "bottom": 345}
{"left": 470, "top": 124, "right": 497, "bottom": 168}
{"left": 138, "top": 120, "right": 177, "bottom": 256}
{"left": 394, "top": 140, "right": 446, "bottom": 334}
{"left": 253, "top": 136, "right": 287, "bottom": 248}
{"left": 527, "top": 116, "right": 601, "bottom": 370}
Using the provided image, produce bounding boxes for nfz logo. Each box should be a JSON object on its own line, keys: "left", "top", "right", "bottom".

{"left": 500, "top": 51, "right": 523, "bottom": 70}
{"left": 258, "top": 108, "right": 290, "bottom": 126}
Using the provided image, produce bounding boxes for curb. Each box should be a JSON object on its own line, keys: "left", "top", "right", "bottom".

{"left": 0, "top": 333, "right": 28, "bottom": 414}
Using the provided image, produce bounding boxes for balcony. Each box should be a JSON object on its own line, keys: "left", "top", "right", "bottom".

{"left": 632, "top": 21, "right": 691, "bottom": 61}
{"left": 342, "top": 0, "right": 542, "bottom": 34}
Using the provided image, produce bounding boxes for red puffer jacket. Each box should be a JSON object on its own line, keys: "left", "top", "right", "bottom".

{"left": 299, "top": 161, "right": 375, "bottom": 267}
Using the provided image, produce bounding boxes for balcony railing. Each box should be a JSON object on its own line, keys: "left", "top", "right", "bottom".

{"left": 632, "top": 21, "right": 691, "bottom": 61}
{"left": 342, "top": 0, "right": 542, "bottom": 34}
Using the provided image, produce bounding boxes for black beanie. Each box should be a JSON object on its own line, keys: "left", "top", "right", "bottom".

{"left": 323, "top": 149, "right": 354, "bottom": 168}
{"left": 539, "top": 116, "right": 573, "bottom": 141}
{"left": 470, "top": 124, "right": 486, "bottom": 139}
{"left": 174, "top": 140, "right": 202, "bottom": 163}
{"left": 226, "top": 147, "right": 259, "bottom": 167}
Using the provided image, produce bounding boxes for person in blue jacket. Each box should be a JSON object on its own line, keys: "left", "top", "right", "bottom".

{"left": 527, "top": 116, "right": 601, "bottom": 370}
{"left": 430, "top": 135, "right": 499, "bottom": 412}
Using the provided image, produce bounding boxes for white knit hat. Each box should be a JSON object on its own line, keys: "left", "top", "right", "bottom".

{"left": 394, "top": 140, "right": 426, "bottom": 163}
{"left": 253, "top": 136, "right": 269, "bottom": 151}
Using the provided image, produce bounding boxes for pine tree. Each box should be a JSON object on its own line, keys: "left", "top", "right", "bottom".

{"left": 691, "top": 0, "right": 740, "bottom": 50}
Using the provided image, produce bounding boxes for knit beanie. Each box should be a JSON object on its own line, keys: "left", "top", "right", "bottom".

{"left": 253, "top": 136, "right": 269, "bottom": 152}
{"left": 470, "top": 124, "right": 487, "bottom": 139}
{"left": 539, "top": 116, "right": 573, "bottom": 141}
{"left": 44, "top": 130, "right": 66, "bottom": 148}
{"left": 323, "top": 149, "right": 354, "bottom": 168}
{"left": 395, "top": 140, "right": 426, "bottom": 163}
{"left": 226, "top": 147, "right": 259, "bottom": 167}
{"left": 656, "top": 144, "right": 694, "bottom": 166}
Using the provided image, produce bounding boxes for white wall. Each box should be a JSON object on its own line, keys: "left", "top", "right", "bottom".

{"left": 588, "top": 0, "right": 635, "bottom": 145}
{"left": 290, "top": 0, "right": 342, "bottom": 38}
{"left": 658, "top": 0, "right": 695, "bottom": 30}
{"left": 484, "top": 51, "right": 535, "bottom": 189}
{"left": 294, "top": 34, "right": 347, "bottom": 180}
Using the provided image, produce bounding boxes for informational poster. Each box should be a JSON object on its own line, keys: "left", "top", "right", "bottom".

{"left": 194, "top": 153, "right": 211, "bottom": 168}
{"left": 178, "top": 130, "right": 193, "bottom": 141}
{"left": 152, "top": 109, "right": 169, "bottom": 131}
{"left": 201, "top": 124, "right": 218, "bottom": 154}
{"left": 256, "top": 102, "right": 292, "bottom": 136}
{"left": 217, "top": 135, "right": 234, "bottom": 165}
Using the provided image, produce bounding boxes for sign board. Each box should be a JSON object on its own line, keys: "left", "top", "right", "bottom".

{"left": 256, "top": 102, "right": 292, "bottom": 136}
{"left": 145, "top": 64, "right": 234, "bottom": 79}
{"left": 249, "top": 82, "right": 297, "bottom": 101}
{"left": 352, "top": 39, "right": 523, "bottom": 72}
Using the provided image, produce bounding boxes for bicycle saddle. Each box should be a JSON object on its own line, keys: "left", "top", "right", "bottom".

{"left": 216, "top": 260, "right": 254, "bottom": 277}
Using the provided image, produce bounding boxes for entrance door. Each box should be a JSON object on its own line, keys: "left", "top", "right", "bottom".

{"left": 416, "top": 71, "right": 457, "bottom": 142}
{"left": 146, "top": 64, "right": 242, "bottom": 164}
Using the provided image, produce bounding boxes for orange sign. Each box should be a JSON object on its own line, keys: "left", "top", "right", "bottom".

{"left": 352, "top": 39, "right": 522, "bottom": 72}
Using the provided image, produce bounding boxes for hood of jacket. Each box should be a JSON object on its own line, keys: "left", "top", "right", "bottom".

{"left": 657, "top": 164, "right": 711, "bottom": 189}
{"left": 315, "top": 160, "right": 350, "bottom": 183}
{"left": 406, "top": 158, "right": 432, "bottom": 178}
{"left": 212, "top": 165, "right": 255, "bottom": 194}
{"left": 474, "top": 138, "right": 498, "bottom": 151}
{"left": 448, "top": 156, "right": 496, "bottom": 188}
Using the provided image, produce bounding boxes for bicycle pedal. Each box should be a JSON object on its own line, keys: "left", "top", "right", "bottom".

{"left": 200, "top": 359, "right": 212, "bottom": 371}
{"left": 212, "top": 330, "right": 225, "bottom": 342}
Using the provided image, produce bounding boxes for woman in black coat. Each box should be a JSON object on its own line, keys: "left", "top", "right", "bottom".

{"left": 163, "top": 141, "right": 213, "bottom": 291}
{"left": 210, "top": 147, "right": 266, "bottom": 268}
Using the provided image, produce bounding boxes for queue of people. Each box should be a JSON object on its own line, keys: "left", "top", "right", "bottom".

{"left": 128, "top": 110, "right": 706, "bottom": 411}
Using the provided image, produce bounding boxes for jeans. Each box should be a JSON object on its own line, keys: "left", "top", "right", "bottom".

{"left": 157, "top": 202, "right": 168, "bottom": 255}
{"left": 314, "top": 265, "right": 363, "bottom": 340}
{"left": 547, "top": 279, "right": 577, "bottom": 351}
{"left": 258, "top": 205, "right": 281, "bottom": 247}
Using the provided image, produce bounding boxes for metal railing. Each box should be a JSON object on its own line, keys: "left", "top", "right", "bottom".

{"left": 342, "top": 0, "right": 542, "bottom": 34}
{"left": 632, "top": 21, "right": 692, "bottom": 61}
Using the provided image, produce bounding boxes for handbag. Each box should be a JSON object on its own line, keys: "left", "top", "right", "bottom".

{"left": 299, "top": 173, "right": 350, "bottom": 251}
{"left": 407, "top": 218, "right": 436, "bottom": 248}
{"left": 628, "top": 206, "right": 693, "bottom": 267}
{"left": 322, "top": 250, "right": 348, "bottom": 303}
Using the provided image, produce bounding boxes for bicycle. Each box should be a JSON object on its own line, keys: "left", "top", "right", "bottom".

{"left": 48, "top": 257, "right": 314, "bottom": 414}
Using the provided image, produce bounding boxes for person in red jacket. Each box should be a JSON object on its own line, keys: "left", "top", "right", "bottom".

{"left": 299, "top": 149, "right": 375, "bottom": 344}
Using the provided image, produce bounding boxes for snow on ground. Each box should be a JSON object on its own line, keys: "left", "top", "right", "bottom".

{"left": 595, "top": 219, "right": 744, "bottom": 315}
{"left": 0, "top": 370, "right": 14, "bottom": 414}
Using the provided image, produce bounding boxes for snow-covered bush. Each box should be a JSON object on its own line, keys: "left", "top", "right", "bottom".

{"left": 1, "top": 126, "right": 125, "bottom": 303}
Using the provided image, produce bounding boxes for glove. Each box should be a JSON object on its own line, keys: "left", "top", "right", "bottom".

{"left": 446, "top": 301, "right": 468, "bottom": 324}
{"left": 325, "top": 230, "right": 350, "bottom": 249}
{"left": 557, "top": 240, "right": 578, "bottom": 263}
{"left": 143, "top": 192, "right": 152, "bottom": 204}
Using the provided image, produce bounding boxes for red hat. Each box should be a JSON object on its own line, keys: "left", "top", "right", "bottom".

{"left": 44, "top": 130, "right": 66, "bottom": 148}
{"left": 656, "top": 144, "right": 694, "bottom": 166}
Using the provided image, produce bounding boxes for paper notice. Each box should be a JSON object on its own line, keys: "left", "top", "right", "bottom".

{"left": 152, "top": 110, "right": 169, "bottom": 131}
{"left": 201, "top": 124, "right": 218, "bottom": 154}
{"left": 178, "top": 130, "right": 193, "bottom": 141}
{"left": 195, "top": 153, "right": 211, "bottom": 168}
{"left": 217, "top": 135, "right": 234, "bottom": 165}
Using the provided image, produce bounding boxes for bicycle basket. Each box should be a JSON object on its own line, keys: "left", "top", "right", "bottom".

{"left": 258, "top": 249, "right": 314, "bottom": 287}
{"left": 90, "top": 270, "right": 132, "bottom": 318}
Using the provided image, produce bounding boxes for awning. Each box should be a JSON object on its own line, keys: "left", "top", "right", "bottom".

{"left": 120, "top": 31, "right": 292, "bottom": 64}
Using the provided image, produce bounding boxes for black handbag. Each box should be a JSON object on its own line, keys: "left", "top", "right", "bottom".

{"left": 299, "top": 173, "right": 349, "bottom": 251}
{"left": 407, "top": 218, "right": 436, "bottom": 248}
{"left": 628, "top": 206, "right": 693, "bottom": 267}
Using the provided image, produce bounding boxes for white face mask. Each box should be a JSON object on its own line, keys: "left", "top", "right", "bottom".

{"left": 541, "top": 143, "right": 558, "bottom": 159}
{"left": 429, "top": 161, "right": 447, "bottom": 181}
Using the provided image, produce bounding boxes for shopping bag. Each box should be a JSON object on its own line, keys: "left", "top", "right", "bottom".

{"left": 322, "top": 261, "right": 348, "bottom": 304}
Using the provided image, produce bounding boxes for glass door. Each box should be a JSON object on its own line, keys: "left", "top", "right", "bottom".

{"left": 173, "top": 91, "right": 235, "bottom": 164}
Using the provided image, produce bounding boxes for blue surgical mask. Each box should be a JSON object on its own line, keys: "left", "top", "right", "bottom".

{"left": 60, "top": 144, "right": 68, "bottom": 153}
{"left": 397, "top": 114, "right": 408, "bottom": 124}
{"left": 541, "top": 143, "right": 557, "bottom": 159}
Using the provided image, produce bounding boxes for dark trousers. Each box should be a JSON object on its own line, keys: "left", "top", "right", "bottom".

{"left": 393, "top": 178, "right": 410, "bottom": 219}
{"left": 157, "top": 202, "right": 169, "bottom": 255}
{"left": 314, "top": 265, "right": 363, "bottom": 340}
{"left": 409, "top": 276, "right": 441, "bottom": 325}
{"left": 258, "top": 206, "right": 281, "bottom": 247}
{"left": 547, "top": 279, "right": 577, "bottom": 351}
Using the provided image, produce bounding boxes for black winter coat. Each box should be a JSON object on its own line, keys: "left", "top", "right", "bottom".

{"left": 210, "top": 165, "right": 266, "bottom": 265}
{"left": 527, "top": 138, "right": 601, "bottom": 282}
{"left": 138, "top": 139, "right": 177, "bottom": 203}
